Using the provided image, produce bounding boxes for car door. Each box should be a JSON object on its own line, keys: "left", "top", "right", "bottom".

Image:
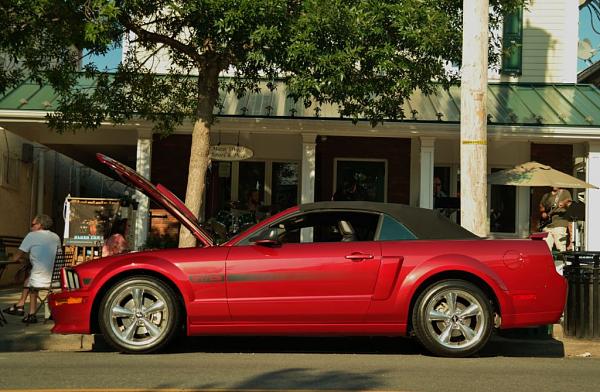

{"left": 226, "top": 211, "right": 382, "bottom": 323}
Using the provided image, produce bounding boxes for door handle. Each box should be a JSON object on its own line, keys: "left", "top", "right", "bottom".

{"left": 345, "top": 253, "right": 374, "bottom": 261}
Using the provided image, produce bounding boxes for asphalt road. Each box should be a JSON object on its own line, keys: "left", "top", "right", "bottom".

{"left": 0, "top": 336, "right": 599, "bottom": 391}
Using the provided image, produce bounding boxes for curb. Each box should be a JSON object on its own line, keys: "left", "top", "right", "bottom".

{"left": 0, "top": 286, "right": 96, "bottom": 352}
{"left": 0, "top": 316, "right": 95, "bottom": 352}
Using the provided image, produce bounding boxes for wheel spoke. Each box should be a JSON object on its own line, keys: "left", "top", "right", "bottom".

{"left": 444, "top": 292, "right": 458, "bottom": 313}
{"left": 131, "top": 288, "right": 143, "bottom": 309}
{"left": 428, "top": 309, "right": 451, "bottom": 321}
{"left": 438, "top": 323, "right": 453, "bottom": 344}
{"left": 457, "top": 322, "right": 476, "bottom": 341}
{"left": 142, "top": 318, "right": 162, "bottom": 338}
{"left": 121, "top": 320, "right": 138, "bottom": 341}
{"left": 105, "top": 278, "right": 176, "bottom": 351}
{"left": 144, "top": 300, "right": 165, "bottom": 315}
{"left": 458, "top": 303, "right": 481, "bottom": 319}
{"left": 112, "top": 305, "right": 134, "bottom": 318}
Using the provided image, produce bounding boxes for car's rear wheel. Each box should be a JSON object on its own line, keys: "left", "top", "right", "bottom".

{"left": 412, "top": 279, "right": 493, "bottom": 357}
{"left": 99, "top": 276, "right": 180, "bottom": 353}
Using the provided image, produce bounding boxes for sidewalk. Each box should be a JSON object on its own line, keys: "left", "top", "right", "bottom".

{"left": 1, "top": 286, "right": 599, "bottom": 356}
{"left": 0, "top": 287, "right": 95, "bottom": 351}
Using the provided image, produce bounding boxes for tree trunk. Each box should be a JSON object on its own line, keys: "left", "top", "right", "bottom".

{"left": 178, "top": 118, "right": 211, "bottom": 248}
{"left": 460, "top": 0, "right": 489, "bottom": 237}
{"left": 178, "top": 64, "right": 220, "bottom": 248}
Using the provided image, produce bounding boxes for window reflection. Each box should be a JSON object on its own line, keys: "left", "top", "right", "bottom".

{"left": 490, "top": 168, "right": 516, "bottom": 233}
{"left": 272, "top": 162, "right": 299, "bottom": 213}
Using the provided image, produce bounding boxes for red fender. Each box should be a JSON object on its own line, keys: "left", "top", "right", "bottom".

{"left": 391, "top": 254, "right": 510, "bottom": 325}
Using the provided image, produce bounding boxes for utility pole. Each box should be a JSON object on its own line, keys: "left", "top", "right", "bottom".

{"left": 460, "top": 0, "right": 489, "bottom": 237}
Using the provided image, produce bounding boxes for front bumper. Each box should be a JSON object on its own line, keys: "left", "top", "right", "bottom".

{"left": 49, "top": 290, "right": 92, "bottom": 334}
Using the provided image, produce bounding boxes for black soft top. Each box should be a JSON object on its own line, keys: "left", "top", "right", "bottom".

{"left": 300, "top": 201, "right": 479, "bottom": 240}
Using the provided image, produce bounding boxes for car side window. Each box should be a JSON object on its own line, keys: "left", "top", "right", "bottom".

{"left": 378, "top": 214, "right": 417, "bottom": 240}
{"left": 244, "top": 211, "right": 380, "bottom": 245}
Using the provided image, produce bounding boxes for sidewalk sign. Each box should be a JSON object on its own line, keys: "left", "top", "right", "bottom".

{"left": 63, "top": 197, "right": 128, "bottom": 263}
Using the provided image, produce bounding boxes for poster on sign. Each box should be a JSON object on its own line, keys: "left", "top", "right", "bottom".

{"left": 63, "top": 197, "right": 122, "bottom": 246}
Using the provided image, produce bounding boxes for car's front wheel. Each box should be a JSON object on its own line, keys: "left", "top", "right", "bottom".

{"left": 99, "top": 276, "right": 180, "bottom": 353}
{"left": 412, "top": 279, "right": 493, "bottom": 357}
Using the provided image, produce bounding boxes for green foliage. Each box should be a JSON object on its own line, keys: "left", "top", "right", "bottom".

{"left": 1, "top": 0, "right": 526, "bottom": 132}
{"left": 285, "top": 0, "right": 525, "bottom": 125}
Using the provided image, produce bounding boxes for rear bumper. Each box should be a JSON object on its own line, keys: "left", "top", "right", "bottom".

{"left": 500, "top": 276, "right": 567, "bottom": 329}
{"left": 49, "top": 290, "right": 92, "bottom": 334}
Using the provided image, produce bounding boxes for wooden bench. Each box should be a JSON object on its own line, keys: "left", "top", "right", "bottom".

{"left": 0, "top": 236, "right": 23, "bottom": 287}
{"left": 0, "top": 235, "right": 23, "bottom": 258}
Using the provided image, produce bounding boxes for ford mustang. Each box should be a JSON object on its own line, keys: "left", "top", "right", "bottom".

{"left": 49, "top": 153, "right": 567, "bottom": 357}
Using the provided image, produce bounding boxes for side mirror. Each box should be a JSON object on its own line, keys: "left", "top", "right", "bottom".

{"left": 255, "top": 238, "right": 281, "bottom": 247}
{"left": 252, "top": 227, "right": 282, "bottom": 247}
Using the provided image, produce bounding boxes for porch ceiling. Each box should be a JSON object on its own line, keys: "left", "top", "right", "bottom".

{"left": 2, "top": 77, "right": 600, "bottom": 128}
{"left": 47, "top": 144, "right": 138, "bottom": 180}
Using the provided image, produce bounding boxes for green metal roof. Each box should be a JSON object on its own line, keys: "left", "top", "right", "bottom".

{"left": 2, "top": 79, "right": 600, "bottom": 127}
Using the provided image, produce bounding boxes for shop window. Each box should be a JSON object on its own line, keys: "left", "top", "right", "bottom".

{"left": 501, "top": 7, "right": 523, "bottom": 76}
{"left": 206, "top": 161, "right": 232, "bottom": 219}
{"left": 272, "top": 162, "right": 299, "bottom": 213}
{"left": 490, "top": 168, "right": 516, "bottom": 233}
{"left": 238, "top": 161, "right": 265, "bottom": 208}
{"left": 434, "top": 166, "right": 451, "bottom": 197}
{"left": 334, "top": 159, "right": 387, "bottom": 202}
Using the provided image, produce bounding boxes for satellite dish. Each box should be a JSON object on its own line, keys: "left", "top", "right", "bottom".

{"left": 578, "top": 38, "right": 597, "bottom": 61}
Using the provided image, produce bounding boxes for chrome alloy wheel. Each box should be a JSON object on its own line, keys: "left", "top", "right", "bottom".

{"left": 106, "top": 283, "right": 170, "bottom": 348}
{"left": 424, "top": 288, "right": 486, "bottom": 350}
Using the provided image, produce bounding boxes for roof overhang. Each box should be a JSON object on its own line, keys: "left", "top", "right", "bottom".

{"left": 4, "top": 80, "right": 600, "bottom": 144}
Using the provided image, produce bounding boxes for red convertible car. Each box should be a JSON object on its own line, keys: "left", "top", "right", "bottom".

{"left": 50, "top": 154, "right": 566, "bottom": 357}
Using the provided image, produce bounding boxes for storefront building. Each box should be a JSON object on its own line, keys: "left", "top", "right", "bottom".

{"left": 2, "top": 0, "right": 600, "bottom": 250}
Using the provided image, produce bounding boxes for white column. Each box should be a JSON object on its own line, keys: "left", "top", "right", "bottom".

{"left": 419, "top": 137, "right": 435, "bottom": 209}
{"left": 409, "top": 138, "right": 421, "bottom": 207}
{"left": 301, "top": 133, "right": 317, "bottom": 243}
{"left": 301, "top": 133, "right": 317, "bottom": 204}
{"left": 36, "top": 148, "right": 45, "bottom": 215}
{"left": 585, "top": 142, "right": 600, "bottom": 251}
{"left": 134, "top": 131, "right": 152, "bottom": 250}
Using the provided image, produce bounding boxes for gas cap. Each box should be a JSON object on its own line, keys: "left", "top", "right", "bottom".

{"left": 503, "top": 250, "right": 525, "bottom": 270}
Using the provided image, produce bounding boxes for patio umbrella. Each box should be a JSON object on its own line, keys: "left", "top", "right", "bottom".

{"left": 487, "top": 161, "right": 598, "bottom": 189}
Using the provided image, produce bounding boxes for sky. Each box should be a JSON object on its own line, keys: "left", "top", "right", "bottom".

{"left": 82, "top": 44, "right": 122, "bottom": 71}
{"left": 82, "top": 6, "right": 600, "bottom": 73}
{"left": 579, "top": 4, "right": 600, "bottom": 71}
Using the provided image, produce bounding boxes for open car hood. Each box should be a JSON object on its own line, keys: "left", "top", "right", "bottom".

{"left": 96, "top": 153, "right": 213, "bottom": 247}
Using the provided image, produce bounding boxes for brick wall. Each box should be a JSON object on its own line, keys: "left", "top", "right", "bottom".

{"left": 151, "top": 134, "right": 192, "bottom": 201}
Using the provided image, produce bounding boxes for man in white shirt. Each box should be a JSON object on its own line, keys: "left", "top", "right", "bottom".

{"left": 2, "top": 214, "right": 61, "bottom": 323}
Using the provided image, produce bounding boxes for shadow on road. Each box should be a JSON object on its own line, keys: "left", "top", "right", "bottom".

{"left": 92, "top": 332, "right": 565, "bottom": 358}
{"left": 482, "top": 334, "right": 565, "bottom": 358}
{"left": 231, "top": 368, "right": 388, "bottom": 391}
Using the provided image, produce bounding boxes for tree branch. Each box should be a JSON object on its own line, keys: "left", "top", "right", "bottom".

{"left": 119, "top": 16, "right": 202, "bottom": 64}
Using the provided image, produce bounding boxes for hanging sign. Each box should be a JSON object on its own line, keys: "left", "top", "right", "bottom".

{"left": 209, "top": 144, "right": 254, "bottom": 161}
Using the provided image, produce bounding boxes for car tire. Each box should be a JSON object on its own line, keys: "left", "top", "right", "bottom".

{"left": 99, "top": 276, "right": 180, "bottom": 354}
{"left": 412, "top": 279, "right": 493, "bottom": 357}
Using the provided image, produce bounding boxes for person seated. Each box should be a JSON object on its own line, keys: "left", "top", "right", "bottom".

{"left": 3, "top": 214, "right": 61, "bottom": 324}
{"left": 102, "top": 219, "right": 129, "bottom": 257}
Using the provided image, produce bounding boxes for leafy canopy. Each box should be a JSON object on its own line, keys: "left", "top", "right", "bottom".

{"left": 0, "top": 0, "right": 525, "bottom": 131}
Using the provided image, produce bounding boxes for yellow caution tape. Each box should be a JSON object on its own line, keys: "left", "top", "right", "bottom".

{"left": 462, "top": 140, "right": 487, "bottom": 145}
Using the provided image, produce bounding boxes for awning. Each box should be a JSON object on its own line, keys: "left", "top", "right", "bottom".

{"left": 3, "top": 78, "right": 600, "bottom": 127}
